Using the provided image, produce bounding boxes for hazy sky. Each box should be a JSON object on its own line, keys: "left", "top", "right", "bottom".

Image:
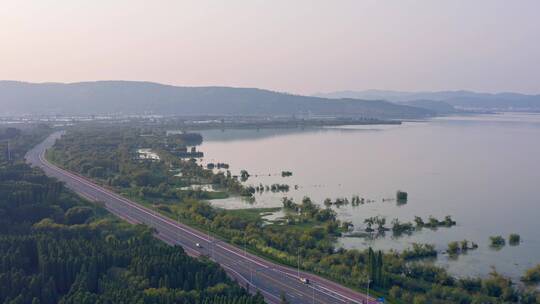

{"left": 1, "top": 0, "right": 539, "bottom": 94}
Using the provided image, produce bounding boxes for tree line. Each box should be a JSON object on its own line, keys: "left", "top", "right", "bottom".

{"left": 48, "top": 125, "right": 540, "bottom": 303}
{"left": 0, "top": 126, "right": 265, "bottom": 304}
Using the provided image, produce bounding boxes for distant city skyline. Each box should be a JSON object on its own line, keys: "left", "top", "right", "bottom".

{"left": 1, "top": 0, "right": 539, "bottom": 95}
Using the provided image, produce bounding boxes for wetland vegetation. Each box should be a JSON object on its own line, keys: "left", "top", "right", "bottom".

{"left": 509, "top": 234, "right": 521, "bottom": 246}
{"left": 447, "top": 240, "right": 479, "bottom": 256}
{"left": 522, "top": 265, "right": 540, "bottom": 285}
{"left": 43, "top": 124, "right": 540, "bottom": 303}
{"left": 0, "top": 126, "right": 264, "bottom": 304}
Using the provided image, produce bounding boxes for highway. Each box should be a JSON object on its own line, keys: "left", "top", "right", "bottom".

{"left": 26, "top": 132, "right": 378, "bottom": 304}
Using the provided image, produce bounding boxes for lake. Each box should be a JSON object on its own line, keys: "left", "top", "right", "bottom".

{"left": 192, "top": 113, "right": 540, "bottom": 280}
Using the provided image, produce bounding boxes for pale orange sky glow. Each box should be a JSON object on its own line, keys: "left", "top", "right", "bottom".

{"left": 1, "top": 0, "right": 539, "bottom": 94}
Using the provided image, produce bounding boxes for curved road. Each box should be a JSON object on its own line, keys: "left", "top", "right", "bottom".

{"left": 26, "top": 132, "right": 377, "bottom": 304}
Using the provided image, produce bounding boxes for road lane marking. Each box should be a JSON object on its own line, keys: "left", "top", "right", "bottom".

{"left": 158, "top": 233, "right": 280, "bottom": 304}
{"left": 36, "top": 145, "right": 369, "bottom": 304}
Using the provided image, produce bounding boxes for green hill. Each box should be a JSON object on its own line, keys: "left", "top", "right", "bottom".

{"left": 0, "top": 81, "right": 433, "bottom": 119}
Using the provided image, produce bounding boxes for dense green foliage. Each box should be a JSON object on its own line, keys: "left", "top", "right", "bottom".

{"left": 0, "top": 126, "right": 51, "bottom": 162}
{"left": 48, "top": 126, "right": 540, "bottom": 303}
{"left": 400, "top": 243, "right": 437, "bottom": 260}
{"left": 0, "top": 127, "right": 264, "bottom": 304}
{"left": 509, "top": 234, "right": 521, "bottom": 246}
{"left": 280, "top": 171, "right": 292, "bottom": 177}
{"left": 47, "top": 127, "right": 246, "bottom": 199}
{"left": 522, "top": 265, "right": 540, "bottom": 284}
{"left": 395, "top": 191, "right": 408, "bottom": 202}
{"left": 447, "top": 240, "right": 478, "bottom": 256}
{"left": 490, "top": 236, "right": 506, "bottom": 248}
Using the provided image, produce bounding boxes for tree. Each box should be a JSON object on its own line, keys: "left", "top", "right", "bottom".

{"left": 509, "top": 234, "right": 521, "bottom": 245}
{"left": 522, "top": 264, "right": 540, "bottom": 284}
{"left": 64, "top": 207, "right": 94, "bottom": 225}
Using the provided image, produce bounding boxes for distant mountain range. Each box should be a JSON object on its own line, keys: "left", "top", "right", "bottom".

{"left": 0, "top": 81, "right": 433, "bottom": 119}
{"left": 315, "top": 90, "right": 540, "bottom": 111}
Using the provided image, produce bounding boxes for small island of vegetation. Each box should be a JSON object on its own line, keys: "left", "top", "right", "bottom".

{"left": 281, "top": 170, "right": 293, "bottom": 177}
{"left": 447, "top": 240, "right": 478, "bottom": 256}
{"left": 509, "top": 233, "right": 521, "bottom": 246}
{"left": 396, "top": 190, "right": 408, "bottom": 202}
{"left": 40, "top": 125, "right": 540, "bottom": 304}
{"left": 490, "top": 235, "right": 506, "bottom": 248}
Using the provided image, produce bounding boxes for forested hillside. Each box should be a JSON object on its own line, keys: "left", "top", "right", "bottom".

{"left": 0, "top": 81, "right": 432, "bottom": 119}
{"left": 0, "top": 126, "right": 265, "bottom": 304}
{"left": 315, "top": 90, "right": 540, "bottom": 111}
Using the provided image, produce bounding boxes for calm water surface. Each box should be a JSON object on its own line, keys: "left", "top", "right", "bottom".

{"left": 194, "top": 113, "right": 540, "bottom": 280}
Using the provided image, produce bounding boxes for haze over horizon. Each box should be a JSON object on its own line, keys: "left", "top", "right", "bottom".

{"left": 2, "top": 0, "right": 539, "bottom": 95}
{"left": 3, "top": 2, "right": 540, "bottom": 304}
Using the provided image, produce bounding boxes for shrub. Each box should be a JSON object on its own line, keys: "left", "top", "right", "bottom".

{"left": 509, "top": 234, "right": 520, "bottom": 245}
{"left": 396, "top": 190, "right": 408, "bottom": 201}
{"left": 489, "top": 236, "right": 505, "bottom": 247}
{"left": 447, "top": 241, "right": 460, "bottom": 255}
{"left": 522, "top": 264, "right": 540, "bottom": 284}
{"left": 65, "top": 206, "right": 94, "bottom": 225}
